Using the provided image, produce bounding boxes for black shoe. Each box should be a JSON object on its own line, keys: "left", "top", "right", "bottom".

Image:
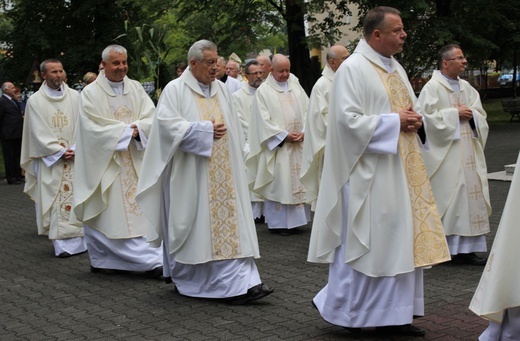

{"left": 90, "top": 266, "right": 118, "bottom": 274}
{"left": 57, "top": 252, "right": 72, "bottom": 258}
{"left": 164, "top": 276, "right": 173, "bottom": 284}
{"left": 376, "top": 324, "right": 425, "bottom": 337}
{"left": 7, "top": 179, "right": 20, "bottom": 185}
{"left": 254, "top": 216, "right": 265, "bottom": 224}
{"left": 229, "top": 283, "right": 274, "bottom": 305}
{"left": 451, "top": 253, "right": 487, "bottom": 266}
{"left": 145, "top": 266, "right": 164, "bottom": 279}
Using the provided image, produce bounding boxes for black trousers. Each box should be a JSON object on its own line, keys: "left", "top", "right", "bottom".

{"left": 1, "top": 138, "right": 22, "bottom": 182}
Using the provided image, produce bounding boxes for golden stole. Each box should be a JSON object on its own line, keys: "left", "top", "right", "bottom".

{"left": 196, "top": 95, "right": 241, "bottom": 260}
{"left": 373, "top": 64, "right": 450, "bottom": 267}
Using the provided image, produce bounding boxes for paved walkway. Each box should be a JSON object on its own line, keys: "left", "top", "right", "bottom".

{"left": 0, "top": 123, "right": 519, "bottom": 341}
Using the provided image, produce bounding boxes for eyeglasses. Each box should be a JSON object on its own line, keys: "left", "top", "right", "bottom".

{"left": 202, "top": 59, "right": 217, "bottom": 66}
{"left": 446, "top": 56, "right": 466, "bottom": 61}
{"left": 246, "top": 71, "right": 264, "bottom": 76}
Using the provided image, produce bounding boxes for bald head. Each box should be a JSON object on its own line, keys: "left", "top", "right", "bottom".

{"left": 327, "top": 45, "right": 350, "bottom": 72}
{"left": 270, "top": 54, "right": 291, "bottom": 83}
{"left": 256, "top": 55, "right": 271, "bottom": 80}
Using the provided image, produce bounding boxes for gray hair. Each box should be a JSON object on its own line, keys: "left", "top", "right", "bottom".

{"left": 188, "top": 40, "right": 217, "bottom": 64}
{"left": 1, "top": 82, "right": 12, "bottom": 92}
{"left": 217, "top": 56, "right": 227, "bottom": 65}
{"left": 437, "top": 44, "right": 461, "bottom": 69}
{"left": 40, "top": 58, "right": 62, "bottom": 74}
{"left": 102, "top": 45, "right": 127, "bottom": 62}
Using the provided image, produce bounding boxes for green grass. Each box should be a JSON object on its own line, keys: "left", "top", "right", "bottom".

{"left": 482, "top": 98, "right": 514, "bottom": 124}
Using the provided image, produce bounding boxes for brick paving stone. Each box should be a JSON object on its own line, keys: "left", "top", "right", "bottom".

{"left": 0, "top": 123, "right": 519, "bottom": 340}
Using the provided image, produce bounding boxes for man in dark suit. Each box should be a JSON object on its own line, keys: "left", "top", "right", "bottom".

{"left": 0, "top": 82, "right": 24, "bottom": 184}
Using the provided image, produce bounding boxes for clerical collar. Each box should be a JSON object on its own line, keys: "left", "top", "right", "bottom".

{"left": 376, "top": 53, "right": 393, "bottom": 73}
{"left": 105, "top": 75, "right": 124, "bottom": 96}
{"left": 44, "top": 83, "right": 64, "bottom": 98}
{"left": 198, "top": 82, "right": 211, "bottom": 98}
{"left": 275, "top": 80, "right": 288, "bottom": 92}
{"left": 440, "top": 72, "right": 460, "bottom": 92}
{"left": 247, "top": 84, "right": 257, "bottom": 95}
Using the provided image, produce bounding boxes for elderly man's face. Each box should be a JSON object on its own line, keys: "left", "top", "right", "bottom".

{"left": 270, "top": 59, "right": 290, "bottom": 83}
{"left": 216, "top": 58, "right": 226, "bottom": 79}
{"left": 102, "top": 52, "right": 128, "bottom": 82}
{"left": 190, "top": 49, "right": 218, "bottom": 85}
{"left": 2, "top": 82, "right": 16, "bottom": 97}
{"left": 225, "top": 61, "right": 240, "bottom": 78}
{"left": 256, "top": 56, "right": 271, "bottom": 79}
{"left": 246, "top": 64, "right": 264, "bottom": 88}
{"left": 42, "top": 62, "right": 65, "bottom": 89}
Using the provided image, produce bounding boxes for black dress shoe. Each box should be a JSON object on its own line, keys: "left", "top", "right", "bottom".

{"left": 229, "top": 283, "right": 274, "bottom": 305}
{"left": 57, "top": 252, "right": 72, "bottom": 258}
{"left": 376, "top": 324, "right": 425, "bottom": 337}
{"left": 7, "top": 179, "right": 21, "bottom": 185}
{"left": 145, "top": 266, "right": 164, "bottom": 279}
{"left": 451, "top": 252, "right": 487, "bottom": 265}
{"left": 90, "top": 266, "right": 118, "bottom": 274}
{"left": 164, "top": 276, "right": 173, "bottom": 284}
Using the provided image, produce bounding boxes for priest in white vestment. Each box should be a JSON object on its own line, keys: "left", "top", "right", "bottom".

{"left": 300, "top": 45, "right": 350, "bottom": 209}
{"left": 246, "top": 54, "right": 311, "bottom": 233}
{"left": 216, "top": 56, "right": 241, "bottom": 94}
{"left": 307, "top": 7, "right": 450, "bottom": 337}
{"left": 470, "top": 151, "right": 520, "bottom": 341}
{"left": 73, "top": 45, "right": 162, "bottom": 277}
{"left": 232, "top": 60, "right": 265, "bottom": 219}
{"left": 21, "top": 58, "right": 86, "bottom": 258}
{"left": 418, "top": 44, "right": 490, "bottom": 266}
{"left": 136, "top": 40, "right": 273, "bottom": 304}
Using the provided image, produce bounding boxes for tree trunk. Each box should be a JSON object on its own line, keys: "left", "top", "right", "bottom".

{"left": 285, "top": 0, "right": 319, "bottom": 95}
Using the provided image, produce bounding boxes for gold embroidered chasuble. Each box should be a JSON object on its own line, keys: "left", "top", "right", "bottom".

{"left": 21, "top": 84, "right": 82, "bottom": 239}
{"left": 195, "top": 95, "right": 241, "bottom": 260}
{"left": 107, "top": 95, "right": 146, "bottom": 237}
{"left": 373, "top": 65, "right": 450, "bottom": 267}
{"left": 48, "top": 115, "right": 77, "bottom": 238}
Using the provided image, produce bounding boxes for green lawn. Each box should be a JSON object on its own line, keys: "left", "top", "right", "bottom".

{"left": 482, "top": 97, "right": 517, "bottom": 124}
{"left": 0, "top": 98, "right": 515, "bottom": 177}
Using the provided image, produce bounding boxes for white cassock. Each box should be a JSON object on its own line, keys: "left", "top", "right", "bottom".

{"left": 233, "top": 83, "right": 264, "bottom": 218}
{"left": 73, "top": 71, "right": 162, "bottom": 272}
{"left": 21, "top": 82, "right": 86, "bottom": 256}
{"left": 136, "top": 69, "right": 263, "bottom": 298}
{"left": 223, "top": 76, "right": 242, "bottom": 94}
{"left": 470, "top": 152, "right": 520, "bottom": 340}
{"left": 246, "top": 73, "right": 311, "bottom": 230}
{"left": 418, "top": 70, "right": 490, "bottom": 255}
{"left": 300, "top": 64, "right": 335, "bottom": 209}
{"left": 308, "top": 39, "right": 450, "bottom": 328}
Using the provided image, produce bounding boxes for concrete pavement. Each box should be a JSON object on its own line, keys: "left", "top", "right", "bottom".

{"left": 0, "top": 123, "right": 519, "bottom": 340}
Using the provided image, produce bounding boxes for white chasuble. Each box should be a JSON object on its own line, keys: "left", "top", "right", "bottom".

{"left": 470, "top": 152, "right": 520, "bottom": 323}
{"left": 373, "top": 65, "right": 450, "bottom": 267}
{"left": 21, "top": 83, "right": 82, "bottom": 239}
{"left": 418, "top": 70, "right": 490, "bottom": 238}
{"left": 196, "top": 96, "right": 240, "bottom": 260}
{"left": 101, "top": 95, "right": 146, "bottom": 237}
